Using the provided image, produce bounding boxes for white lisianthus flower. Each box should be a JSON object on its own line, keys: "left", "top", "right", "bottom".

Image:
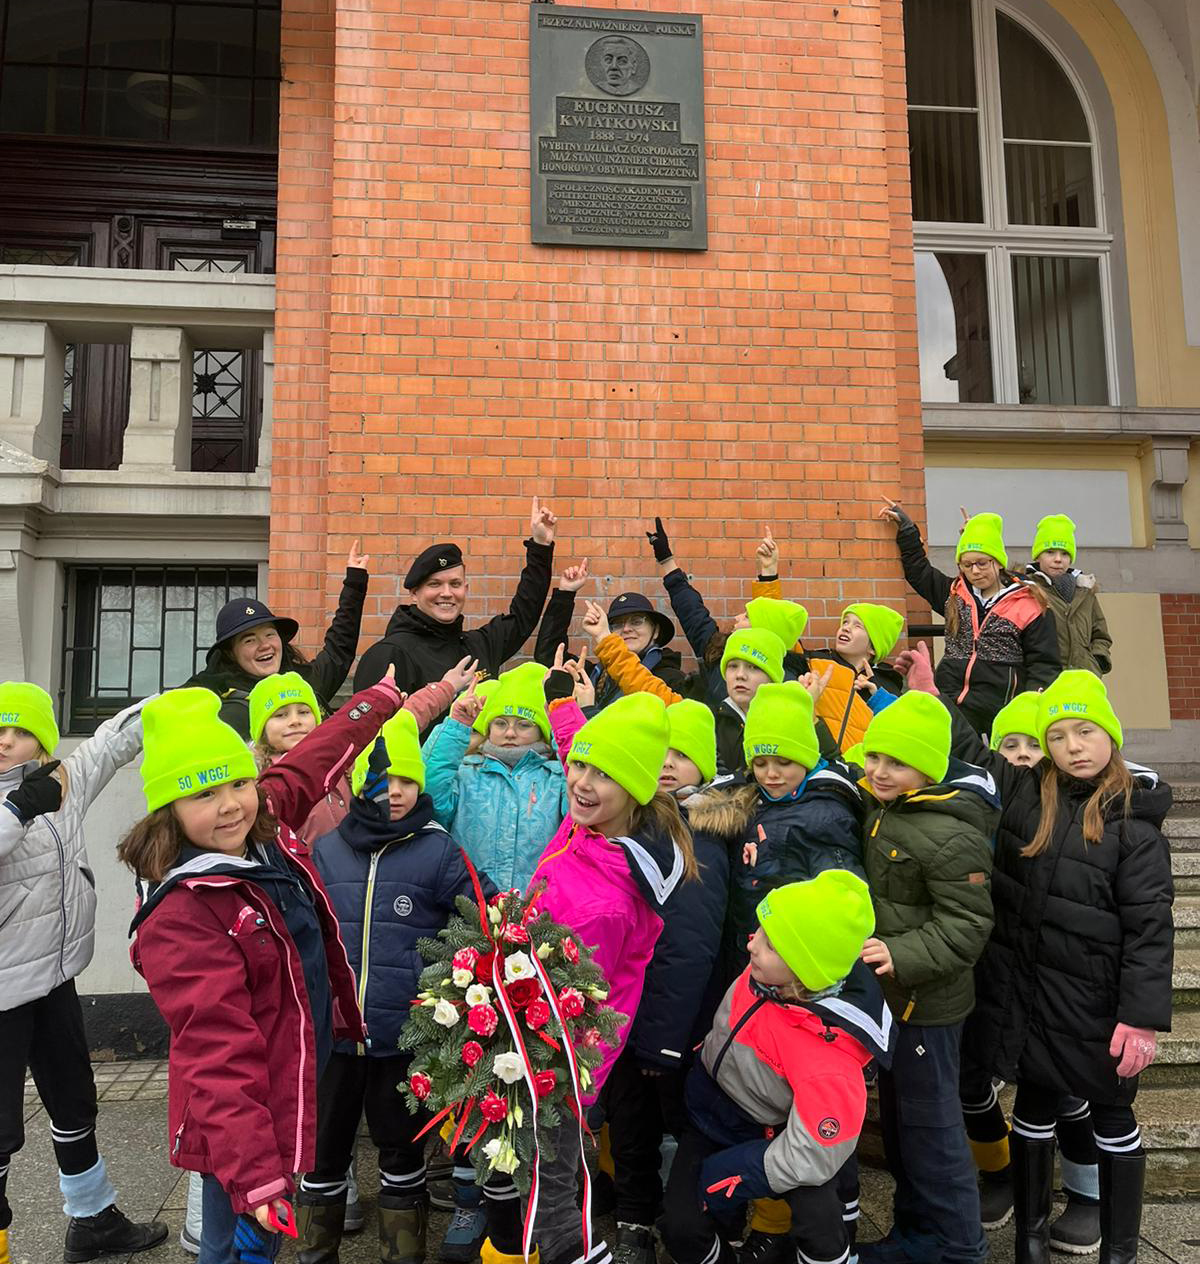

{"left": 494, "top": 1139, "right": 520, "bottom": 1174}
{"left": 432, "top": 999, "right": 460, "bottom": 1028}
{"left": 482, "top": 1137, "right": 502, "bottom": 1163}
{"left": 465, "top": 983, "right": 492, "bottom": 1007}
{"left": 452, "top": 968, "right": 474, "bottom": 988}
{"left": 492, "top": 1052, "right": 525, "bottom": 1084}
{"left": 504, "top": 951, "right": 534, "bottom": 983}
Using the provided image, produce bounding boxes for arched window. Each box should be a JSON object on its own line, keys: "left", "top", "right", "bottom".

{"left": 907, "top": 0, "right": 1116, "bottom": 406}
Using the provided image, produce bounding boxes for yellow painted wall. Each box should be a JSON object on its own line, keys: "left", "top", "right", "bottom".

{"left": 1047, "top": 0, "right": 1200, "bottom": 407}
{"left": 1103, "top": 592, "right": 1171, "bottom": 728}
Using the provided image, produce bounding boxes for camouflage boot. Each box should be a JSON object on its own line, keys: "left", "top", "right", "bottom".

{"left": 295, "top": 1193, "right": 346, "bottom": 1264}
{"left": 378, "top": 1192, "right": 427, "bottom": 1264}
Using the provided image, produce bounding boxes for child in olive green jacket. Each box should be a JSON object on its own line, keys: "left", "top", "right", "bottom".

{"left": 856, "top": 691, "right": 998, "bottom": 1264}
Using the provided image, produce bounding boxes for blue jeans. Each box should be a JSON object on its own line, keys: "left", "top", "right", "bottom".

{"left": 197, "top": 1174, "right": 280, "bottom": 1264}
{"left": 877, "top": 1020, "right": 986, "bottom": 1264}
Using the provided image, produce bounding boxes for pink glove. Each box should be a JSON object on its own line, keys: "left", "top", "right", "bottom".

{"left": 894, "top": 642, "right": 939, "bottom": 696}
{"left": 1110, "top": 1023, "right": 1157, "bottom": 1078}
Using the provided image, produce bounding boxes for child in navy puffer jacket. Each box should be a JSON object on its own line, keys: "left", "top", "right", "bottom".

{"left": 303, "top": 710, "right": 488, "bottom": 1264}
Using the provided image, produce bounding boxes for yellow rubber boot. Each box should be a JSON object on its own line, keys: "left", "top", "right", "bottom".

{"left": 969, "top": 1131, "right": 1011, "bottom": 1174}
{"left": 748, "top": 1196, "right": 791, "bottom": 1234}
{"left": 0, "top": 1226, "right": 10, "bottom": 1264}
{"left": 480, "top": 1240, "right": 539, "bottom": 1264}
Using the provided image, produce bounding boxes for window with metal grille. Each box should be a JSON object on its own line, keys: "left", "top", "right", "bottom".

{"left": 62, "top": 564, "right": 257, "bottom": 734}
{"left": 0, "top": 0, "right": 281, "bottom": 149}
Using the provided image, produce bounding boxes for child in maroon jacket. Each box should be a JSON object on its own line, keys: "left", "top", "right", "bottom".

{"left": 119, "top": 672, "right": 403, "bottom": 1263}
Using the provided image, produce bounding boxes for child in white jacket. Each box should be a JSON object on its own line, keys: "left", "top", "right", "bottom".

{"left": 0, "top": 683, "right": 166, "bottom": 1264}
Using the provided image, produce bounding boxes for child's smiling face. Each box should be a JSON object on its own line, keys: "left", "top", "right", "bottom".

{"left": 262, "top": 703, "right": 317, "bottom": 754}
{"left": 864, "top": 751, "right": 931, "bottom": 802}
{"left": 172, "top": 779, "right": 260, "bottom": 856}
{"left": 836, "top": 613, "right": 873, "bottom": 663}
{"left": 566, "top": 760, "right": 635, "bottom": 836}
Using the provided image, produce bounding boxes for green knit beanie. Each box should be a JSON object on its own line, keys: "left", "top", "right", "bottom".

{"left": 743, "top": 682, "right": 820, "bottom": 773}
{"left": 863, "top": 690, "right": 952, "bottom": 785}
{"left": 720, "top": 627, "right": 786, "bottom": 686}
{"left": 746, "top": 597, "right": 809, "bottom": 651}
{"left": 841, "top": 604, "right": 906, "bottom": 662}
{"left": 568, "top": 693, "right": 669, "bottom": 806}
{"left": 1037, "top": 670, "right": 1123, "bottom": 750}
{"left": 474, "top": 662, "right": 550, "bottom": 741}
{"left": 352, "top": 708, "right": 426, "bottom": 796}
{"left": 990, "top": 692, "right": 1042, "bottom": 750}
{"left": 0, "top": 681, "right": 59, "bottom": 755}
{"left": 247, "top": 672, "right": 321, "bottom": 745}
{"left": 666, "top": 699, "right": 717, "bottom": 784}
{"left": 757, "top": 871, "right": 875, "bottom": 991}
{"left": 956, "top": 512, "right": 1008, "bottom": 569}
{"left": 1032, "top": 513, "right": 1077, "bottom": 564}
{"left": 141, "top": 688, "right": 258, "bottom": 812}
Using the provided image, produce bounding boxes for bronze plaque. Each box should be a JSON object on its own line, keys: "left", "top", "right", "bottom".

{"left": 530, "top": 4, "right": 707, "bottom": 250}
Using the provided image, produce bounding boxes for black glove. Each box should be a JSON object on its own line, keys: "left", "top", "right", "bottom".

{"left": 6, "top": 761, "right": 63, "bottom": 824}
{"left": 646, "top": 516, "right": 673, "bottom": 563}
{"left": 889, "top": 504, "right": 915, "bottom": 532}
{"left": 543, "top": 669, "right": 576, "bottom": 704}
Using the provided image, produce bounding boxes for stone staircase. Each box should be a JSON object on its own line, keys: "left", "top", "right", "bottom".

{"left": 1147, "top": 779, "right": 1200, "bottom": 1196}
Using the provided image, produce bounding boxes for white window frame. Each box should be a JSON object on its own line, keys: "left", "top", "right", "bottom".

{"left": 911, "top": 0, "right": 1119, "bottom": 405}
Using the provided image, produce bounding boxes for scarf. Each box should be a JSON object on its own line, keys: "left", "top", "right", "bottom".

{"left": 480, "top": 739, "right": 553, "bottom": 768}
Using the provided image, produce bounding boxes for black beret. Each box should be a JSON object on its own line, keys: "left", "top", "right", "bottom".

{"left": 404, "top": 542, "right": 465, "bottom": 590}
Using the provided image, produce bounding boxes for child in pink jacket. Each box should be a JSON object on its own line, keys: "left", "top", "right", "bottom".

{"left": 481, "top": 668, "right": 696, "bottom": 1264}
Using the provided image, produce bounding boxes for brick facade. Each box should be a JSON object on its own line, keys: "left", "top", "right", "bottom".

{"left": 271, "top": 0, "right": 925, "bottom": 659}
{"left": 1163, "top": 594, "right": 1200, "bottom": 720}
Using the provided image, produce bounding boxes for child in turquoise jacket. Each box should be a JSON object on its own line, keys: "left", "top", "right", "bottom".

{"left": 423, "top": 662, "right": 570, "bottom": 891}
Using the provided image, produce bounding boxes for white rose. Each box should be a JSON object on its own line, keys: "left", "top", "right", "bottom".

{"left": 465, "top": 983, "right": 492, "bottom": 1007}
{"left": 452, "top": 968, "right": 474, "bottom": 988}
{"left": 504, "top": 951, "right": 533, "bottom": 983}
{"left": 493, "top": 1051, "right": 525, "bottom": 1084}
{"left": 482, "top": 1137, "right": 502, "bottom": 1163}
{"left": 432, "top": 999, "right": 460, "bottom": 1028}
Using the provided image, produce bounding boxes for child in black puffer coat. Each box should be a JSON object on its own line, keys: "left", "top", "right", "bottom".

{"left": 902, "top": 651, "right": 1173, "bottom": 1264}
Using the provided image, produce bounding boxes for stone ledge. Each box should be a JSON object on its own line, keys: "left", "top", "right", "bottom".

{"left": 923, "top": 403, "right": 1200, "bottom": 440}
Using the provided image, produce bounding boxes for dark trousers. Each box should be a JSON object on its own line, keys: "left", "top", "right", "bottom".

{"left": 661, "top": 1127, "right": 848, "bottom": 1264}
{"left": 1013, "top": 1083, "right": 1140, "bottom": 1158}
{"left": 301, "top": 1053, "right": 426, "bottom": 1202}
{"left": 602, "top": 1049, "right": 685, "bottom": 1226}
{"left": 877, "top": 1020, "right": 986, "bottom": 1264}
{"left": 0, "top": 980, "right": 100, "bottom": 1229}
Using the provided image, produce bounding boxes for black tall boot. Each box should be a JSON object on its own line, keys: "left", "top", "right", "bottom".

{"left": 296, "top": 1191, "right": 346, "bottom": 1264}
{"left": 1010, "top": 1133, "right": 1055, "bottom": 1264}
{"left": 1097, "top": 1150, "right": 1145, "bottom": 1264}
{"left": 63, "top": 1205, "right": 168, "bottom": 1263}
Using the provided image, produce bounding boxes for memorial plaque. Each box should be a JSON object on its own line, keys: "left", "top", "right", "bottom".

{"left": 529, "top": 4, "right": 707, "bottom": 250}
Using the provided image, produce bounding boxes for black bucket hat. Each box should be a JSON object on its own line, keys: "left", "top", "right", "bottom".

{"left": 608, "top": 592, "right": 675, "bottom": 647}
{"left": 213, "top": 597, "right": 299, "bottom": 648}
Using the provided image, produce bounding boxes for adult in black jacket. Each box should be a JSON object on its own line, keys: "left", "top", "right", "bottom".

{"left": 879, "top": 500, "right": 1060, "bottom": 734}
{"left": 353, "top": 499, "right": 558, "bottom": 712}
{"left": 184, "top": 542, "right": 369, "bottom": 739}
{"left": 902, "top": 651, "right": 1173, "bottom": 1264}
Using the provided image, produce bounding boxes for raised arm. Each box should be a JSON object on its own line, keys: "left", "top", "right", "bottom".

{"left": 879, "top": 500, "right": 953, "bottom": 613}
{"left": 533, "top": 558, "right": 588, "bottom": 666}
{"left": 424, "top": 684, "right": 485, "bottom": 828}
{"left": 751, "top": 525, "right": 783, "bottom": 600}
{"left": 584, "top": 600, "right": 683, "bottom": 705}
{"left": 466, "top": 498, "right": 557, "bottom": 672}
{"left": 59, "top": 697, "right": 150, "bottom": 825}
{"left": 259, "top": 674, "right": 402, "bottom": 830}
{"left": 305, "top": 541, "right": 371, "bottom": 703}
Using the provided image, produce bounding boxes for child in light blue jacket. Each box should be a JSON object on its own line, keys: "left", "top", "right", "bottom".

{"left": 423, "top": 662, "right": 570, "bottom": 892}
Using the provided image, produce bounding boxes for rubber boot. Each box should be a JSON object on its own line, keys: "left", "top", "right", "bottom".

{"left": 980, "top": 1166, "right": 1014, "bottom": 1231}
{"left": 296, "top": 1193, "right": 346, "bottom": 1264}
{"left": 63, "top": 1205, "right": 169, "bottom": 1263}
{"left": 1048, "top": 1192, "right": 1101, "bottom": 1255}
{"left": 1010, "top": 1133, "right": 1055, "bottom": 1264}
{"left": 379, "top": 1192, "right": 427, "bottom": 1264}
{"left": 481, "top": 1242, "right": 540, "bottom": 1264}
{"left": 0, "top": 1226, "right": 10, "bottom": 1264}
{"left": 1097, "top": 1150, "right": 1145, "bottom": 1264}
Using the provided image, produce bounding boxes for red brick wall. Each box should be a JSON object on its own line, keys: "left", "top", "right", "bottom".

{"left": 1163, "top": 594, "right": 1200, "bottom": 720}
{"left": 272, "top": 0, "right": 925, "bottom": 662}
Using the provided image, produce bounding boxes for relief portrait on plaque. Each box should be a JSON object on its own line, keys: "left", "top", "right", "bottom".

{"left": 585, "top": 35, "right": 651, "bottom": 96}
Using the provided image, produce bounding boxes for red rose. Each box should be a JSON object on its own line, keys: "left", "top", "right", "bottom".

{"left": 561, "top": 936, "right": 580, "bottom": 964}
{"left": 534, "top": 1070, "right": 557, "bottom": 1097}
{"left": 476, "top": 952, "right": 496, "bottom": 985}
{"left": 558, "top": 987, "right": 585, "bottom": 1019}
{"left": 502, "top": 923, "right": 530, "bottom": 945}
{"left": 525, "top": 999, "right": 551, "bottom": 1031}
{"left": 462, "top": 1040, "right": 484, "bottom": 1067}
{"left": 409, "top": 1072, "right": 432, "bottom": 1101}
{"left": 480, "top": 1089, "right": 508, "bottom": 1122}
{"left": 468, "top": 1004, "right": 499, "bottom": 1038}
{"left": 507, "top": 978, "right": 540, "bottom": 1008}
{"left": 453, "top": 948, "right": 480, "bottom": 973}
